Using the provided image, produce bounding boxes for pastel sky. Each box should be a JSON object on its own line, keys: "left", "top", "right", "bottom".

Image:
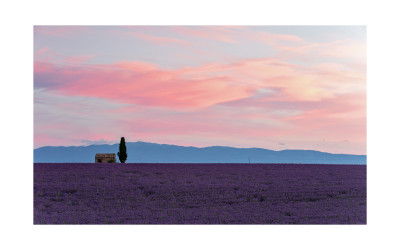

{"left": 34, "top": 26, "right": 366, "bottom": 154}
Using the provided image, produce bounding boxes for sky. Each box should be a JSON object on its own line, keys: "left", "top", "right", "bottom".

{"left": 34, "top": 26, "right": 366, "bottom": 155}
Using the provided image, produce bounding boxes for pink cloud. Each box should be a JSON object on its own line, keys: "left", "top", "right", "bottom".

{"left": 246, "top": 30, "right": 305, "bottom": 46}
{"left": 112, "top": 61, "right": 158, "bottom": 72}
{"left": 34, "top": 60, "right": 255, "bottom": 109}
{"left": 34, "top": 48, "right": 50, "bottom": 57}
{"left": 34, "top": 82, "right": 365, "bottom": 154}
{"left": 179, "top": 57, "right": 365, "bottom": 102}
{"left": 34, "top": 61, "right": 54, "bottom": 73}
{"left": 278, "top": 93, "right": 366, "bottom": 143}
{"left": 133, "top": 33, "right": 191, "bottom": 46}
{"left": 277, "top": 40, "right": 366, "bottom": 63}
{"left": 171, "top": 26, "right": 305, "bottom": 47}
{"left": 35, "top": 51, "right": 366, "bottom": 110}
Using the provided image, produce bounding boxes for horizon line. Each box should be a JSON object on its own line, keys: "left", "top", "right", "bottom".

{"left": 34, "top": 140, "right": 367, "bottom": 156}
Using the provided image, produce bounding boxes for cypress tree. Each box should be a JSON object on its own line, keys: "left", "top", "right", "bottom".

{"left": 117, "top": 137, "right": 128, "bottom": 163}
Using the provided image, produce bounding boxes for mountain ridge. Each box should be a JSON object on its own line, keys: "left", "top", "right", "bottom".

{"left": 34, "top": 141, "right": 366, "bottom": 164}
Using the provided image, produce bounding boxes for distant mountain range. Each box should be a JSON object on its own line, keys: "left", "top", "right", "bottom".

{"left": 34, "top": 141, "right": 366, "bottom": 164}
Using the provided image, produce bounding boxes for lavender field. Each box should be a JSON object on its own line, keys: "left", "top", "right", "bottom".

{"left": 34, "top": 163, "right": 366, "bottom": 224}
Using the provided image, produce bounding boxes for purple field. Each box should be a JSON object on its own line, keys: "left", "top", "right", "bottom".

{"left": 34, "top": 163, "right": 366, "bottom": 224}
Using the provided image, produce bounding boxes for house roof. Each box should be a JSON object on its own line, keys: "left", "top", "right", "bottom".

{"left": 95, "top": 153, "right": 116, "bottom": 157}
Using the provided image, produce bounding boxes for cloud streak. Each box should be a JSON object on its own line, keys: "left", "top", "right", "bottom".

{"left": 34, "top": 49, "right": 365, "bottom": 110}
{"left": 34, "top": 60, "right": 255, "bottom": 109}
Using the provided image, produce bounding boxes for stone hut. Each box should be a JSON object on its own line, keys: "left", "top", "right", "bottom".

{"left": 95, "top": 153, "right": 116, "bottom": 163}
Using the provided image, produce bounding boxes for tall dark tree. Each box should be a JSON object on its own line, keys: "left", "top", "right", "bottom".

{"left": 117, "top": 137, "right": 128, "bottom": 163}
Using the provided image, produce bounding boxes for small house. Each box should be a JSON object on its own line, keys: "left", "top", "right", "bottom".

{"left": 95, "top": 153, "right": 116, "bottom": 163}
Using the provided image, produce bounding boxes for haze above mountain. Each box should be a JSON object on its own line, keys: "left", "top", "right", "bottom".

{"left": 34, "top": 141, "right": 366, "bottom": 164}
